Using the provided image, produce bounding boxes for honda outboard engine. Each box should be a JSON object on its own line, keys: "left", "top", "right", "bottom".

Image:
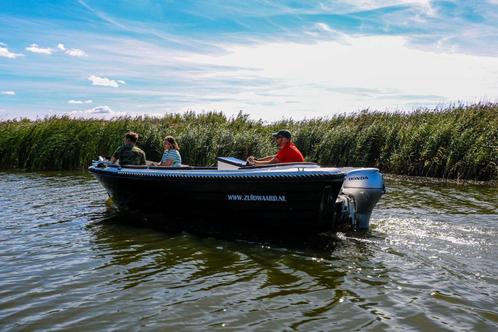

{"left": 334, "top": 168, "right": 385, "bottom": 231}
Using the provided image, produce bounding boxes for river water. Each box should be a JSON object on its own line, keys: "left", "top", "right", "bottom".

{"left": 0, "top": 171, "right": 497, "bottom": 331}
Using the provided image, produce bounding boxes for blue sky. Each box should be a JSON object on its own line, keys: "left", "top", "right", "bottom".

{"left": 1, "top": 0, "right": 498, "bottom": 120}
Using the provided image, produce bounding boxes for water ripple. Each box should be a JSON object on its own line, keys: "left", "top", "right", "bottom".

{"left": 0, "top": 172, "right": 497, "bottom": 330}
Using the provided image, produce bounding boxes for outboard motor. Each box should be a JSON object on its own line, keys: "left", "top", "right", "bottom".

{"left": 334, "top": 168, "right": 385, "bottom": 231}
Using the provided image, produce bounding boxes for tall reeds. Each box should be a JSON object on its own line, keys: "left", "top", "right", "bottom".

{"left": 0, "top": 104, "right": 496, "bottom": 180}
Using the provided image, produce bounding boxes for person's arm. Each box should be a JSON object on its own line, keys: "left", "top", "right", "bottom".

{"left": 140, "top": 152, "right": 146, "bottom": 165}
{"left": 110, "top": 147, "right": 121, "bottom": 164}
{"left": 246, "top": 154, "right": 274, "bottom": 164}
{"left": 256, "top": 155, "right": 274, "bottom": 162}
{"left": 159, "top": 159, "right": 174, "bottom": 167}
{"left": 247, "top": 155, "right": 281, "bottom": 166}
{"left": 254, "top": 156, "right": 280, "bottom": 165}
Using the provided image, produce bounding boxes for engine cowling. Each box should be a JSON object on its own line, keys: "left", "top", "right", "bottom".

{"left": 335, "top": 168, "right": 385, "bottom": 231}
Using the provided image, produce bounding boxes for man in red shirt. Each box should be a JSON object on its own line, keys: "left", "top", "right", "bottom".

{"left": 247, "top": 130, "right": 304, "bottom": 166}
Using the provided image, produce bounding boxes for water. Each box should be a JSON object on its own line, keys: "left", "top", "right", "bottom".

{"left": 0, "top": 172, "right": 497, "bottom": 331}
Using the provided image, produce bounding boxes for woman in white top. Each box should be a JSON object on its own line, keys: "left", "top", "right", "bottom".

{"left": 158, "top": 136, "right": 182, "bottom": 167}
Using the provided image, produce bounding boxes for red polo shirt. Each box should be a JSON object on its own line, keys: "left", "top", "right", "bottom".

{"left": 276, "top": 142, "right": 304, "bottom": 163}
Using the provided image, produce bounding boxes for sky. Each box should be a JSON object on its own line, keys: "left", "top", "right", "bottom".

{"left": 1, "top": 0, "right": 498, "bottom": 121}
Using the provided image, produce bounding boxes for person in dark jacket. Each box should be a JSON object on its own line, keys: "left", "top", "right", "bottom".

{"left": 110, "top": 131, "right": 146, "bottom": 166}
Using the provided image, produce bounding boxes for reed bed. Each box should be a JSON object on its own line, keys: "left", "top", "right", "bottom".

{"left": 0, "top": 103, "right": 496, "bottom": 181}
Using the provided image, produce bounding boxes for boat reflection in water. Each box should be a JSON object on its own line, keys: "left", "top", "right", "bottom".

{"left": 89, "top": 157, "right": 385, "bottom": 236}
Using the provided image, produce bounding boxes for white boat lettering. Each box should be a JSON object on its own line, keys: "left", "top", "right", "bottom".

{"left": 227, "top": 194, "right": 287, "bottom": 202}
{"left": 347, "top": 176, "right": 368, "bottom": 181}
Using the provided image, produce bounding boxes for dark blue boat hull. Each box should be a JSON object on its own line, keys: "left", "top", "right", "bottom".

{"left": 90, "top": 166, "right": 345, "bottom": 234}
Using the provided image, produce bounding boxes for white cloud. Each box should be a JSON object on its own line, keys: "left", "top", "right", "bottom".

{"left": 0, "top": 108, "right": 12, "bottom": 120}
{"left": 182, "top": 35, "right": 498, "bottom": 120}
{"left": 315, "top": 22, "right": 333, "bottom": 32}
{"left": 25, "top": 43, "right": 54, "bottom": 55}
{"left": 88, "top": 75, "right": 124, "bottom": 88}
{"left": 57, "top": 43, "right": 87, "bottom": 57}
{"left": 68, "top": 99, "right": 93, "bottom": 104}
{"left": 333, "top": 0, "right": 435, "bottom": 14}
{"left": 0, "top": 46, "right": 23, "bottom": 58}
{"left": 86, "top": 105, "right": 113, "bottom": 114}
{"left": 66, "top": 105, "right": 127, "bottom": 119}
{"left": 1, "top": 91, "right": 16, "bottom": 95}
{"left": 65, "top": 48, "right": 87, "bottom": 57}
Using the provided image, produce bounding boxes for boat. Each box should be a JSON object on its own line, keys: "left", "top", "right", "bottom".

{"left": 89, "top": 157, "right": 385, "bottom": 234}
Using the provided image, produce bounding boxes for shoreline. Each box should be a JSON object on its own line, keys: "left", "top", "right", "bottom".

{"left": 1, "top": 103, "right": 497, "bottom": 181}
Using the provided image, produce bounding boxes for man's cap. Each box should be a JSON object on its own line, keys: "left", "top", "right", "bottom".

{"left": 272, "top": 130, "right": 292, "bottom": 139}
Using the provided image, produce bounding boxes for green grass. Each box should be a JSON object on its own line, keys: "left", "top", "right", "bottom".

{"left": 0, "top": 104, "right": 497, "bottom": 181}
